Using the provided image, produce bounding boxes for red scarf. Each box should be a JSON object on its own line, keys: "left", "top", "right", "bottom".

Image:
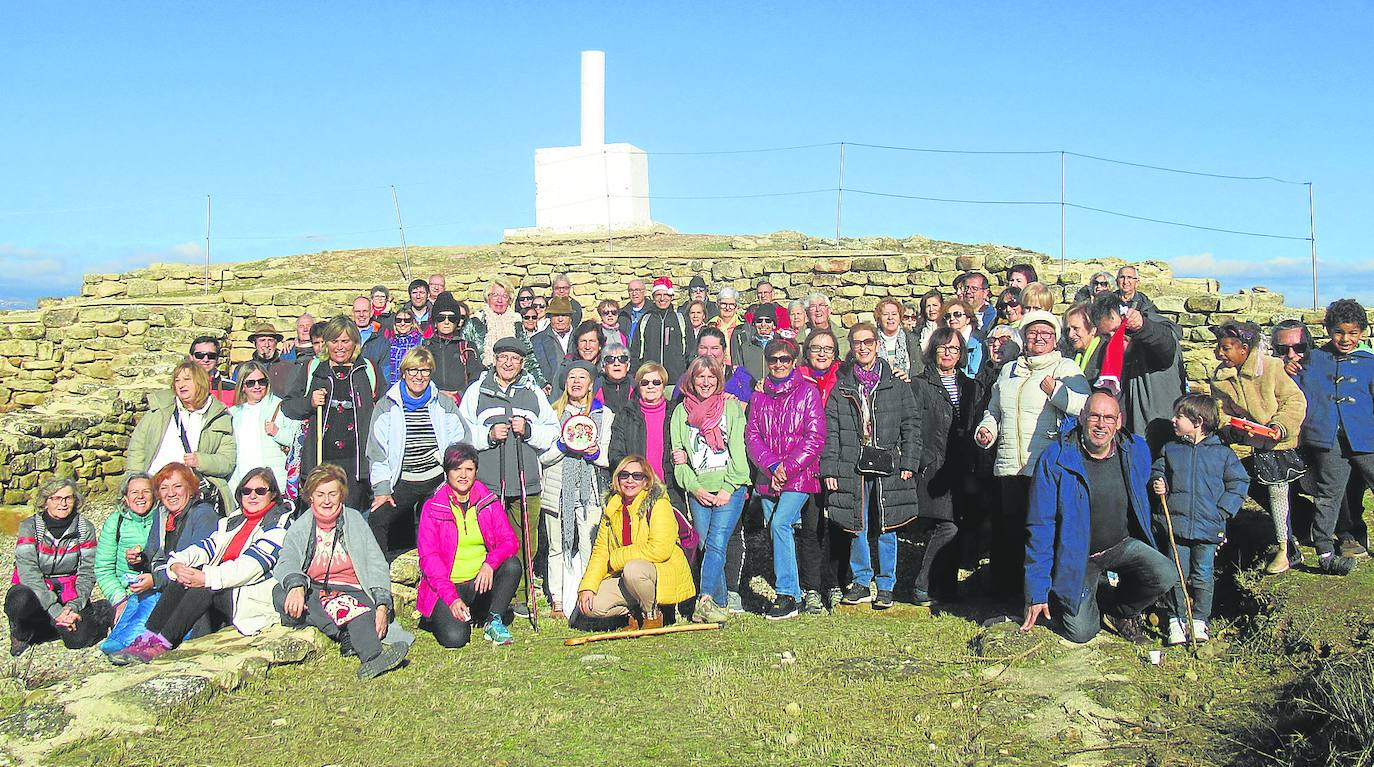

{"left": 1095, "top": 323, "right": 1128, "bottom": 397}
{"left": 682, "top": 388, "right": 727, "bottom": 452}
{"left": 803, "top": 363, "right": 839, "bottom": 404}
{"left": 620, "top": 503, "right": 635, "bottom": 546}
{"left": 222, "top": 503, "right": 273, "bottom": 562}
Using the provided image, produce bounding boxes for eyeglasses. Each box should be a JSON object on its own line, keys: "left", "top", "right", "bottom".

{"left": 719, "top": 302, "right": 737, "bottom": 309}
{"left": 943, "top": 312, "right": 966, "bottom": 320}
{"left": 239, "top": 486, "right": 272, "bottom": 498}
{"left": 404, "top": 368, "right": 433, "bottom": 377}
{"left": 395, "top": 317, "right": 414, "bottom": 324}
{"left": 1085, "top": 414, "right": 1119, "bottom": 424}
{"left": 191, "top": 351, "right": 219, "bottom": 360}
{"left": 638, "top": 378, "right": 664, "bottom": 386}
{"left": 996, "top": 299, "right": 1020, "bottom": 311}
{"left": 604, "top": 354, "right": 630, "bottom": 364}
{"left": 959, "top": 284, "right": 986, "bottom": 294}
{"left": 1024, "top": 329, "right": 1057, "bottom": 341}
{"left": 808, "top": 345, "right": 836, "bottom": 355}
{"left": 617, "top": 470, "right": 649, "bottom": 482}
{"left": 852, "top": 337, "right": 878, "bottom": 348}
{"left": 48, "top": 494, "right": 75, "bottom": 505}
{"left": 766, "top": 355, "right": 794, "bottom": 364}
{"left": 936, "top": 345, "right": 961, "bottom": 356}
{"left": 902, "top": 314, "right": 918, "bottom": 321}
{"left": 1275, "top": 343, "right": 1309, "bottom": 356}
{"left": 242, "top": 377, "right": 268, "bottom": 388}
{"left": 1118, "top": 275, "right": 1140, "bottom": 282}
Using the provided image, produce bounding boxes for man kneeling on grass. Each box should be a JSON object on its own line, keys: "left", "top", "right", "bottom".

{"left": 1021, "top": 393, "right": 1176, "bottom": 644}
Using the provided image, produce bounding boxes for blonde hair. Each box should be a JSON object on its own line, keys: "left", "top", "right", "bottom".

{"left": 486, "top": 279, "right": 513, "bottom": 303}
{"left": 399, "top": 346, "right": 436, "bottom": 376}
{"left": 553, "top": 366, "right": 596, "bottom": 415}
{"left": 317, "top": 316, "right": 361, "bottom": 363}
{"left": 303, "top": 463, "right": 348, "bottom": 503}
{"left": 171, "top": 361, "right": 211, "bottom": 410}
{"left": 1020, "top": 281, "right": 1055, "bottom": 313}
{"left": 682, "top": 355, "right": 725, "bottom": 397}
{"left": 233, "top": 361, "right": 270, "bottom": 405}
{"left": 634, "top": 362, "right": 669, "bottom": 386}
{"left": 610, "top": 454, "right": 663, "bottom": 500}
{"left": 873, "top": 297, "right": 904, "bottom": 321}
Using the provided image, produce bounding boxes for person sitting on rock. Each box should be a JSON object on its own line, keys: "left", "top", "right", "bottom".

{"left": 417, "top": 443, "right": 521, "bottom": 648}
{"left": 573, "top": 455, "right": 696, "bottom": 630}
{"left": 272, "top": 464, "right": 413, "bottom": 680}
{"left": 111, "top": 469, "right": 290, "bottom": 664}
{"left": 96, "top": 473, "right": 159, "bottom": 655}
{"left": 7, "top": 478, "right": 110, "bottom": 656}
{"left": 1022, "top": 393, "right": 1177, "bottom": 644}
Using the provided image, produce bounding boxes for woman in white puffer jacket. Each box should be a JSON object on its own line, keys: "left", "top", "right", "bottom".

{"left": 974, "top": 311, "right": 1092, "bottom": 601}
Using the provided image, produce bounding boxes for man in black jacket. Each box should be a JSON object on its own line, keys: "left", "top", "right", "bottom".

{"left": 1084, "top": 293, "right": 1181, "bottom": 449}
{"left": 630, "top": 277, "right": 689, "bottom": 390}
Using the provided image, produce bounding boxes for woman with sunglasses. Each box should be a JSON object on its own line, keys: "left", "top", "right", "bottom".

{"left": 111, "top": 469, "right": 291, "bottom": 664}
{"left": 597, "top": 299, "right": 628, "bottom": 348}
{"left": 598, "top": 342, "right": 635, "bottom": 413}
{"left": 574, "top": 455, "right": 695, "bottom": 630}
{"left": 229, "top": 361, "right": 300, "bottom": 502}
{"left": 1209, "top": 320, "right": 1308, "bottom": 574}
{"left": 796, "top": 329, "right": 846, "bottom": 607}
{"left": 425, "top": 292, "right": 482, "bottom": 403}
{"left": 366, "top": 346, "right": 469, "bottom": 562}
{"left": 874, "top": 298, "right": 924, "bottom": 384}
{"left": 515, "top": 286, "right": 537, "bottom": 317}
{"left": 671, "top": 356, "right": 749, "bottom": 622}
{"left": 608, "top": 363, "right": 682, "bottom": 506}
{"left": 127, "top": 360, "right": 237, "bottom": 513}
{"left": 940, "top": 298, "right": 987, "bottom": 379}
{"left": 995, "top": 288, "right": 1024, "bottom": 328}
{"left": 744, "top": 338, "right": 825, "bottom": 619}
{"left": 382, "top": 308, "right": 428, "bottom": 384}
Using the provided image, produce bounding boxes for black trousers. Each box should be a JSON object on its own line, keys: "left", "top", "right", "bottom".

{"left": 911, "top": 519, "right": 960, "bottom": 596}
{"left": 370, "top": 475, "right": 444, "bottom": 562}
{"left": 425, "top": 558, "right": 521, "bottom": 648}
{"left": 5, "top": 584, "right": 108, "bottom": 650}
{"left": 273, "top": 581, "right": 384, "bottom": 662}
{"left": 144, "top": 581, "right": 234, "bottom": 648}
{"left": 795, "top": 494, "right": 837, "bottom": 594}
{"left": 990, "top": 476, "right": 1032, "bottom": 603}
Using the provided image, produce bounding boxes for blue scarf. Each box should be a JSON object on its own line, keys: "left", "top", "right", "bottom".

{"left": 400, "top": 384, "right": 434, "bottom": 412}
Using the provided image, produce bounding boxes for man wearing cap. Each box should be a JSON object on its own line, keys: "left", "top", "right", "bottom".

{"left": 630, "top": 277, "right": 690, "bottom": 389}
{"left": 369, "top": 285, "right": 395, "bottom": 331}
{"left": 732, "top": 306, "right": 777, "bottom": 382}
{"left": 238, "top": 324, "right": 296, "bottom": 396}
{"left": 679, "top": 276, "right": 718, "bottom": 321}
{"left": 743, "top": 280, "right": 788, "bottom": 331}
{"left": 532, "top": 296, "right": 576, "bottom": 393}
{"left": 617, "top": 279, "right": 649, "bottom": 347}
{"left": 549, "top": 273, "right": 583, "bottom": 327}
{"left": 457, "top": 336, "right": 560, "bottom": 616}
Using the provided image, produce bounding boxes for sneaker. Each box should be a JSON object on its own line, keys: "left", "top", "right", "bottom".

{"left": 338, "top": 631, "right": 357, "bottom": 658}
{"left": 512, "top": 603, "right": 532, "bottom": 619}
{"left": 1165, "top": 618, "right": 1188, "bottom": 647}
{"left": 692, "top": 594, "right": 730, "bottom": 624}
{"left": 483, "top": 616, "right": 514, "bottom": 646}
{"left": 766, "top": 595, "right": 800, "bottom": 621}
{"left": 872, "top": 590, "right": 894, "bottom": 610}
{"left": 1339, "top": 534, "right": 1368, "bottom": 558}
{"left": 911, "top": 589, "right": 932, "bottom": 608}
{"left": 826, "top": 587, "right": 844, "bottom": 610}
{"left": 9, "top": 635, "right": 30, "bottom": 658}
{"left": 840, "top": 583, "right": 873, "bottom": 605}
{"left": 726, "top": 591, "right": 744, "bottom": 615}
{"left": 1318, "top": 553, "right": 1358, "bottom": 576}
{"left": 1288, "top": 538, "right": 1305, "bottom": 566}
{"left": 357, "top": 641, "right": 409, "bottom": 680}
{"left": 1191, "top": 619, "right": 1210, "bottom": 643}
{"left": 111, "top": 633, "right": 170, "bottom": 665}
{"left": 800, "top": 590, "right": 826, "bottom": 616}
{"left": 1107, "top": 614, "right": 1151, "bottom": 645}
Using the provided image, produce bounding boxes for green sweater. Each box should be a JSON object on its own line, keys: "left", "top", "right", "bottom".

{"left": 670, "top": 400, "right": 750, "bottom": 494}
{"left": 94, "top": 505, "right": 156, "bottom": 604}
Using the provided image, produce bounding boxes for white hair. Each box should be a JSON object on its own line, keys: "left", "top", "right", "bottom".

{"left": 718, "top": 286, "right": 740, "bottom": 301}
{"left": 806, "top": 292, "right": 830, "bottom": 308}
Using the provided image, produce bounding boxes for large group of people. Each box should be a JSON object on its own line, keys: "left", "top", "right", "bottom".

{"left": 8, "top": 264, "right": 1372, "bottom": 682}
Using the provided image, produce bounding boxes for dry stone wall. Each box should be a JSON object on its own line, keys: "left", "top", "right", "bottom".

{"left": 0, "top": 230, "right": 1327, "bottom": 504}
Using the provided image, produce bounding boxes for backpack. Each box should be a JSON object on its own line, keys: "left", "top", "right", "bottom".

{"left": 647, "top": 501, "right": 701, "bottom": 566}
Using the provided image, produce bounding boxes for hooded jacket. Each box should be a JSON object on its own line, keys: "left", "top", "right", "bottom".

{"left": 1210, "top": 350, "right": 1306, "bottom": 454}
{"left": 578, "top": 483, "right": 695, "bottom": 605}
{"left": 976, "top": 351, "right": 1092, "bottom": 477}
{"left": 744, "top": 371, "right": 825, "bottom": 496}
{"left": 367, "top": 382, "right": 469, "bottom": 497}
{"left": 415, "top": 480, "right": 518, "bottom": 618}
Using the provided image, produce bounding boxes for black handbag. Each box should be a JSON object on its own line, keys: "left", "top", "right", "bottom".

{"left": 1253, "top": 448, "right": 1308, "bottom": 486}
{"left": 856, "top": 444, "right": 897, "bottom": 477}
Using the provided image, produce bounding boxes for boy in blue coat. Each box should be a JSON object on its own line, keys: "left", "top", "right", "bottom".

{"left": 1151, "top": 393, "right": 1249, "bottom": 645}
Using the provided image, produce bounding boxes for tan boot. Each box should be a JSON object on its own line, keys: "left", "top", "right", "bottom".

{"left": 1265, "top": 549, "right": 1290, "bottom": 575}
{"left": 639, "top": 611, "right": 664, "bottom": 631}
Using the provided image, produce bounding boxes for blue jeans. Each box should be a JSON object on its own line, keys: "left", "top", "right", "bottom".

{"left": 849, "top": 479, "right": 898, "bottom": 593}
{"left": 760, "top": 491, "right": 807, "bottom": 599}
{"left": 1056, "top": 537, "right": 1176, "bottom": 644}
{"left": 1167, "top": 539, "right": 1217, "bottom": 622}
{"left": 690, "top": 487, "right": 748, "bottom": 606}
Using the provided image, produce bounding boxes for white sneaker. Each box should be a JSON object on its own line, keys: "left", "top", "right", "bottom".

{"left": 1165, "top": 617, "right": 1188, "bottom": 646}
{"left": 1191, "top": 619, "right": 1210, "bottom": 643}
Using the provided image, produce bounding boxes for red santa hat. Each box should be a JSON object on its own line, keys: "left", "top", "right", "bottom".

{"left": 651, "top": 277, "right": 675, "bottom": 295}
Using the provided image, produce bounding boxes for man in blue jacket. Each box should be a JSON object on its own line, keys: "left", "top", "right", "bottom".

{"left": 1021, "top": 392, "right": 1176, "bottom": 644}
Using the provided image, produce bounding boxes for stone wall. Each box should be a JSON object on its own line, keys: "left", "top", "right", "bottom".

{"left": 0, "top": 230, "right": 1323, "bottom": 503}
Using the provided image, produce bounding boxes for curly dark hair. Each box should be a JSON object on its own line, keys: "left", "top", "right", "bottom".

{"left": 1324, "top": 299, "right": 1368, "bottom": 332}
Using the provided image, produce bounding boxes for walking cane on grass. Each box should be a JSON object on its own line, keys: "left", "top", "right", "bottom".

{"left": 1155, "top": 490, "right": 1198, "bottom": 652}
{"left": 516, "top": 442, "right": 538, "bottom": 632}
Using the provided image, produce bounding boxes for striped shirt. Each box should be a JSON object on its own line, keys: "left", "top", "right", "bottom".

{"left": 400, "top": 408, "right": 442, "bottom": 481}
{"left": 939, "top": 373, "right": 962, "bottom": 416}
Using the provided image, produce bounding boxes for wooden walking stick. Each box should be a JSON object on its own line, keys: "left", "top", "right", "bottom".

{"left": 1156, "top": 491, "right": 1197, "bottom": 652}
{"left": 564, "top": 622, "right": 721, "bottom": 647}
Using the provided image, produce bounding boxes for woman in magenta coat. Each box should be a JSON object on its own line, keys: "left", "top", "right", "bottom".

{"left": 417, "top": 443, "right": 521, "bottom": 648}
{"left": 744, "top": 337, "right": 825, "bottom": 619}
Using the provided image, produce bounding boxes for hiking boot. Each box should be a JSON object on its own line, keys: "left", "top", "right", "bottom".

{"left": 800, "top": 590, "right": 826, "bottom": 616}
{"left": 1288, "top": 538, "right": 1304, "bottom": 566}
{"left": 692, "top": 594, "right": 730, "bottom": 624}
{"left": 1264, "top": 549, "right": 1290, "bottom": 575}
{"left": 872, "top": 590, "right": 894, "bottom": 610}
{"left": 357, "top": 641, "right": 409, "bottom": 680}
{"left": 1191, "top": 619, "right": 1210, "bottom": 643}
{"left": 911, "top": 589, "right": 932, "bottom": 608}
{"left": 1339, "top": 534, "right": 1368, "bottom": 558}
{"left": 827, "top": 587, "right": 844, "bottom": 610}
{"left": 483, "top": 616, "right": 514, "bottom": 646}
{"left": 1318, "top": 553, "right": 1357, "bottom": 576}
{"left": 726, "top": 591, "right": 744, "bottom": 615}
{"left": 766, "top": 595, "right": 800, "bottom": 621}
{"left": 338, "top": 631, "right": 357, "bottom": 658}
{"left": 1165, "top": 618, "right": 1188, "bottom": 647}
{"left": 1107, "top": 614, "right": 1151, "bottom": 645}
{"left": 9, "top": 635, "right": 30, "bottom": 658}
{"left": 840, "top": 583, "right": 873, "bottom": 605}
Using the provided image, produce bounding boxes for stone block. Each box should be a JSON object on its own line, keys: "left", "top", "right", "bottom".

{"left": 1185, "top": 296, "right": 1220, "bottom": 313}
{"left": 0, "top": 340, "right": 38, "bottom": 356}
{"left": 813, "top": 258, "right": 851, "bottom": 274}
{"left": 79, "top": 306, "right": 122, "bottom": 323}
{"left": 126, "top": 278, "right": 158, "bottom": 297}
{"left": 64, "top": 325, "right": 97, "bottom": 340}
{"left": 120, "top": 307, "right": 151, "bottom": 321}
{"left": 127, "top": 321, "right": 149, "bottom": 336}
{"left": 711, "top": 262, "right": 743, "bottom": 280}
{"left": 13, "top": 393, "right": 45, "bottom": 407}
{"left": 11, "top": 323, "right": 45, "bottom": 340}
{"left": 851, "top": 256, "right": 887, "bottom": 271}
{"left": 1217, "top": 295, "right": 1251, "bottom": 312}
{"left": 97, "top": 324, "right": 127, "bottom": 338}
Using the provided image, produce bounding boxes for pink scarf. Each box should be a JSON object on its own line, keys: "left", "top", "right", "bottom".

{"left": 682, "top": 389, "right": 727, "bottom": 452}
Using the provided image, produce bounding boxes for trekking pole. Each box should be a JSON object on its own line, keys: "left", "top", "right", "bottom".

{"left": 315, "top": 402, "right": 324, "bottom": 462}
{"left": 1156, "top": 491, "right": 1198, "bottom": 653}
{"left": 516, "top": 436, "right": 539, "bottom": 632}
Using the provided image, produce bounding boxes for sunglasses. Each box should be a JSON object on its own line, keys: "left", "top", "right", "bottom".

{"left": 242, "top": 377, "right": 268, "bottom": 388}
{"left": 852, "top": 338, "right": 878, "bottom": 348}
{"left": 239, "top": 486, "right": 272, "bottom": 498}
{"left": 522, "top": 313, "right": 539, "bottom": 321}
{"left": 191, "top": 351, "right": 219, "bottom": 360}
{"left": 943, "top": 312, "right": 966, "bottom": 320}
{"left": 617, "top": 470, "right": 649, "bottom": 482}
{"left": 638, "top": 378, "right": 664, "bottom": 386}
{"left": 902, "top": 314, "right": 918, "bottom": 321}
{"left": 436, "top": 312, "right": 459, "bottom": 322}
{"left": 532, "top": 302, "right": 547, "bottom": 310}
{"left": 600, "top": 309, "right": 619, "bottom": 316}
{"left": 395, "top": 317, "right": 414, "bottom": 324}
{"left": 766, "top": 355, "right": 794, "bottom": 364}
{"left": 997, "top": 300, "right": 1020, "bottom": 310}
{"left": 1275, "top": 343, "right": 1309, "bottom": 356}
{"left": 605, "top": 354, "right": 630, "bottom": 364}
{"left": 1092, "top": 280, "right": 1110, "bottom": 287}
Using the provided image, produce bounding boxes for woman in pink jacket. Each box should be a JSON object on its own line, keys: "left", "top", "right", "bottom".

{"left": 745, "top": 338, "right": 826, "bottom": 620}
{"left": 417, "top": 443, "right": 520, "bottom": 647}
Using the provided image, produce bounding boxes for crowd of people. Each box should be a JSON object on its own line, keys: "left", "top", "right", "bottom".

{"left": 8, "top": 264, "right": 1372, "bottom": 680}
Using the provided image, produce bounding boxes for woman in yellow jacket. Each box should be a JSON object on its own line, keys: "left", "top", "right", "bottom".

{"left": 575, "top": 455, "right": 695, "bottom": 629}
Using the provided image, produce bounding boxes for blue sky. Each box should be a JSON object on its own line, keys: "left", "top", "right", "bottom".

{"left": 2, "top": 2, "right": 1370, "bottom": 309}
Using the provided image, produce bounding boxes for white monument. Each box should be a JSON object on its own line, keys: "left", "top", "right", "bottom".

{"left": 514, "top": 50, "right": 653, "bottom": 235}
